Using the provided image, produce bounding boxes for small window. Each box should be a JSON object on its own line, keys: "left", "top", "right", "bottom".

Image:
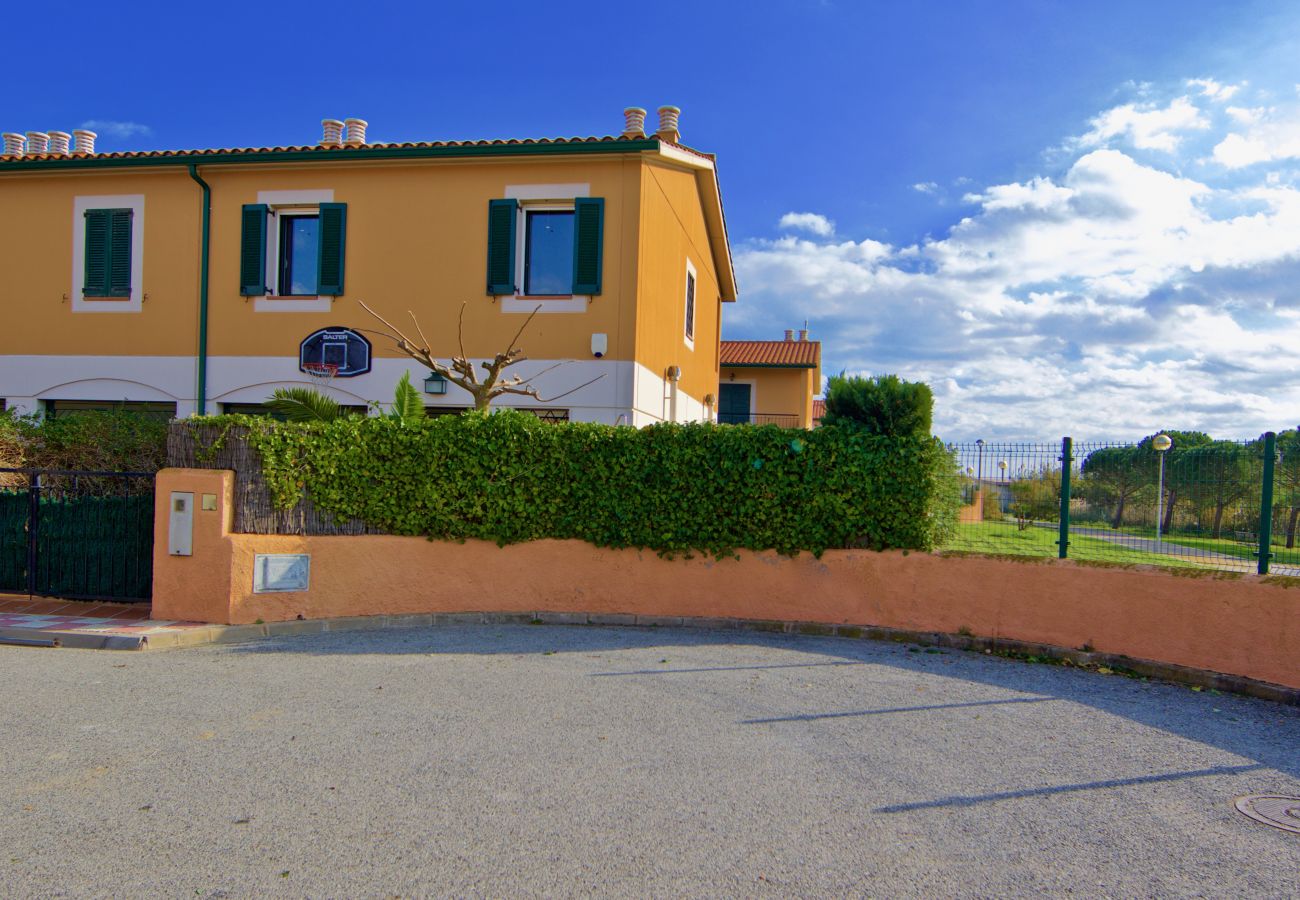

{"left": 278, "top": 214, "right": 320, "bottom": 296}
{"left": 83, "top": 208, "right": 133, "bottom": 298}
{"left": 524, "top": 210, "right": 575, "bottom": 295}
{"left": 529, "top": 408, "right": 570, "bottom": 423}
{"left": 683, "top": 260, "right": 697, "bottom": 347}
{"left": 45, "top": 400, "right": 176, "bottom": 421}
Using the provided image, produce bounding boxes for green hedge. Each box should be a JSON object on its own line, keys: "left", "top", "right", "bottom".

{"left": 192, "top": 411, "right": 958, "bottom": 557}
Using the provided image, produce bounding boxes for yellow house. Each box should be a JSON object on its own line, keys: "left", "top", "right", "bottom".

{"left": 0, "top": 108, "right": 736, "bottom": 424}
{"left": 718, "top": 330, "right": 822, "bottom": 428}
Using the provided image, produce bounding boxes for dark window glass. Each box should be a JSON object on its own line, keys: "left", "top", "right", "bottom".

{"left": 279, "top": 215, "right": 320, "bottom": 296}
{"left": 524, "top": 210, "right": 574, "bottom": 295}
{"left": 685, "top": 271, "right": 696, "bottom": 340}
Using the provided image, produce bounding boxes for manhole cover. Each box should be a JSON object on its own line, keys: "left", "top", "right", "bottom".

{"left": 1235, "top": 795, "right": 1300, "bottom": 834}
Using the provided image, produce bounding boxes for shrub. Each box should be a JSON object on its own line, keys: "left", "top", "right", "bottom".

{"left": 821, "top": 374, "right": 933, "bottom": 439}
{"left": 0, "top": 408, "right": 168, "bottom": 473}
{"left": 181, "top": 411, "right": 959, "bottom": 557}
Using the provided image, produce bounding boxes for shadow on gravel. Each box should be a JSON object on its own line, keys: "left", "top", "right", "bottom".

{"left": 229, "top": 623, "right": 1300, "bottom": 781}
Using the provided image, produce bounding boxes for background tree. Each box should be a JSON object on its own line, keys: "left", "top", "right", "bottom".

{"left": 1180, "top": 441, "right": 1259, "bottom": 538}
{"left": 1008, "top": 465, "right": 1060, "bottom": 527}
{"left": 1267, "top": 429, "right": 1300, "bottom": 548}
{"left": 1080, "top": 444, "right": 1147, "bottom": 528}
{"left": 821, "top": 374, "right": 933, "bottom": 437}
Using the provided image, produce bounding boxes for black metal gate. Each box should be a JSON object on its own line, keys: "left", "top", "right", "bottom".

{"left": 0, "top": 468, "right": 155, "bottom": 603}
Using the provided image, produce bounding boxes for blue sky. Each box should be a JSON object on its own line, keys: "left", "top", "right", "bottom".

{"left": 6, "top": 1, "right": 1300, "bottom": 439}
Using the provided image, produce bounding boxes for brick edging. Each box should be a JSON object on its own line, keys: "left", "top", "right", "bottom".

{"left": 137, "top": 611, "right": 1300, "bottom": 706}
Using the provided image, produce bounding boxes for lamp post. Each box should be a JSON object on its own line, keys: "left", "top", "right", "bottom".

{"left": 998, "top": 460, "right": 1007, "bottom": 514}
{"left": 1153, "top": 433, "right": 1172, "bottom": 546}
{"left": 975, "top": 438, "right": 985, "bottom": 487}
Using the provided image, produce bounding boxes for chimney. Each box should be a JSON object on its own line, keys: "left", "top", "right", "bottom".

{"left": 343, "top": 118, "right": 368, "bottom": 146}
{"left": 784, "top": 329, "right": 794, "bottom": 342}
{"left": 2, "top": 133, "right": 25, "bottom": 158}
{"left": 622, "top": 107, "right": 646, "bottom": 139}
{"left": 72, "top": 129, "right": 96, "bottom": 154}
{"left": 47, "top": 131, "right": 71, "bottom": 155}
{"left": 321, "top": 119, "right": 344, "bottom": 147}
{"left": 799, "top": 329, "right": 809, "bottom": 342}
{"left": 25, "top": 131, "right": 49, "bottom": 155}
{"left": 656, "top": 105, "right": 680, "bottom": 142}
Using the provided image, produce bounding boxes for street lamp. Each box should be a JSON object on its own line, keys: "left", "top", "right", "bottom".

{"left": 975, "top": 438, "right": 985, "bottom": 488}
{"left": 1153, "top": 433, "right": 1172, "bottom": 545}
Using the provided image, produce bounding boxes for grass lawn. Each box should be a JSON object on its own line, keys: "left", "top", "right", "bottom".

{"left": 941, "top": 520, "right": 1215, "bottom": 569}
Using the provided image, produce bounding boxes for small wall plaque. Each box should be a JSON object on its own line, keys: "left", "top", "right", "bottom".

{"left": 253, "top": 554, "right": 310, "bottom": 593}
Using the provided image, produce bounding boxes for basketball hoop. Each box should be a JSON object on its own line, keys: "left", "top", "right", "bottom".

{"left": 302, "top": 362, "right": 339, "bottom": 386}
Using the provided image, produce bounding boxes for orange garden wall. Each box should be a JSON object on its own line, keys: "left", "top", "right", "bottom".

{"left": 154, "top": 469, "right": 1300, "bottom": 691}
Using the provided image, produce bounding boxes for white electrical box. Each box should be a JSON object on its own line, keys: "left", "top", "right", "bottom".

{"left": 168, "top": 491, "right": 194, "bottom": 556}
{"left": 253, "top": 554, "right": 311, "bottom": 593}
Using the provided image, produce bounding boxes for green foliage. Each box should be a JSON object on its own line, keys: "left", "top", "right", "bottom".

{"left": 0, "top": 407, "right": 167, "bottom": 473}
{"left": 390, "top": 373, "right": 425, "bottom": 424}
{"left": 187, "top": 411, "right": 958, "bottom": 557}
{"left": 821, "top": 374, "right": 933, "bottom": 439}
{"left": 264, "top": 388, "right": 344, "bottom": 424}
{"left": 1008, "top": 466, "right": 1061, "bottom": 523}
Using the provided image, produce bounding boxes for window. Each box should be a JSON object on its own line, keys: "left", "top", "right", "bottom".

{"left": 241, "top": 201, "right": 346, "bottom": 297}
{"left": 684, "top": 261, "right": 697, "bottom": 345}
{"left": 524, "top": 209, "right": 574, "bottom": 295}
{"left": 486, "top": 197, "right": 604, "bottom": 297}
{"left": 72, "top": 194, "right": 144, "bottom": 312}
{"left": 45, "top": 400, "right": 176, "bottom": 421}
{"left": 83, "top": 208, "right": 133, "bottom": 297}
{"left": 278, "top": 214, "right": 320, "bottom": 296}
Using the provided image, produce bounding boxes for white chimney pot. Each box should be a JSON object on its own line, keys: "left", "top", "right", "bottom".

{"left": 47, "top": 131, "right": 71, "bottom": 155}
{"left": 343, "top": 118, "right": 368, "bottom": 146}
{"left": 622, "top": 107, "right": 647, "bottom": 138}
{"left": 2, "top": 133, "right": 26, "bottom": 158}
{"left": 656, "top": 105, "right": 681, "bottom": 142}
{"left": 799, "top": 329, "right": 809, "bottom": 342}
{"left": 784, "top": 329, "right": 794, "bottom": 341}
{"left": 72, "top": 129, "right": 97, "bottom": 154}
{"left": 321, "top": 119, "right": 344, "bottom": 147}
{"left": 25, "top": 132, "right": 49, "bottom": 155}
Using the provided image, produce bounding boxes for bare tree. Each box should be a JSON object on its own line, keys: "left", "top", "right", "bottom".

{"left": 357, "top": 300, "right": 602, "bottom": 412}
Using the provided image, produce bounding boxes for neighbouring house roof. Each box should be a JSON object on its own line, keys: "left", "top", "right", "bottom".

{"left": 812, "top": 399, "right": 826, "bottom": 422}
{"left": 720, "top": 339, "right": 821, "bottom": 368}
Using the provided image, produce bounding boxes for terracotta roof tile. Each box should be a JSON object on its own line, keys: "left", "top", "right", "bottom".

{"left": 0, "top": 134, "right": 665, "bottom": 166}
{"left": 813, "top": 399, "right": 826, "bottom": 422}
{"left": 720, "top": 340, "right": 821, "bottom": 367}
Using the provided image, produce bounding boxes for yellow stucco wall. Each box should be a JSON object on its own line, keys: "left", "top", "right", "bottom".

{"left": 0, "top": 169, "right": 200, "bottom": 356}
{"left": 719, "top": 365, "right": 818, "bottom": 427}
{"left": 635, "top": 162, "right": 722, "bottom": 404}
{"left": 0, "top": 151, "right": 728, "bottom": 413}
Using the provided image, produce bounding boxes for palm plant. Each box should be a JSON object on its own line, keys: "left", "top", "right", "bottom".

{"left": 264, "top": 387, "right": 343, "bottom": 423}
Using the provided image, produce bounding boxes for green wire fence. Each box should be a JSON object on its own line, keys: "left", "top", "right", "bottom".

{"left": 941, "top": 431, "right": 1297, "bottom": 575}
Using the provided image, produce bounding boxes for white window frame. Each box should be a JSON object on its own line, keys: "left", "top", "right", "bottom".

{"left": 683, "top": 258, "right": 697, "bottom": 350}
{"left": 502, "top": 183, "right": 590, "bottom": 313}
{"left": 255, "top": 189, "right": 334, "bottom": 312}
{"left": 71, "top": 194, "right": 145, "bottom": 314}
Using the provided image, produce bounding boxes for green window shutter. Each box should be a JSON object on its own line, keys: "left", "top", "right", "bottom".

{"left": 571, "top": 197, "right": 604, "bottom": 295}
{"left": 83, "top": 209, "right": 110, "bottom": 295}
{"left": 107, "top": 209, "right": 133, "bottom": 297}
{"left": 317, "top": 202, "right": 347, "bottom": 295}
{"left": 239, "top": 204, "right": 268, "bottom": 296}
{"left": 486, "top": 199, "right": 517, "bottom": 295}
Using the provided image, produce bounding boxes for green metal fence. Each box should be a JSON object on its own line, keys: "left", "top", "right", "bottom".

{"left": 0, "top": 469, "right": 155, "bottom": 602}
{"left": 940, "top": 432, "right": 1297, "bottom": 575}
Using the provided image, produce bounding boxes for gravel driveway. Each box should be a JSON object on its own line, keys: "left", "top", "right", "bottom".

{"left": 2, "top": 624, "right": 1297, "bottom": 897}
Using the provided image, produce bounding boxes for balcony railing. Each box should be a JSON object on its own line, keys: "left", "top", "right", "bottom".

{"left": 717, "top": 413, "right": 801, "bottom": 428}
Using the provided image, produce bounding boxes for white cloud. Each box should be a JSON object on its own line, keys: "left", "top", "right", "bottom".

{"left": 912, "top": 181, "right": 939, "bottom": 194}
{"left": 79, "top": 120, "right": 152, "bottom": 140}
{"left": 733, "top": 84, "right": 1300, "bottom": 440}
{"left": 1211, "top": 102, "right": 1300, "bottom": 168}
{"left": 777, "top": 212, "right": 834, "bottom": 236}
{"left": 1186, "top": 78, "right": 1243, "bottom": 102}
{"left": 1077, "top": 96, "right": 1208, "bottom": 152}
